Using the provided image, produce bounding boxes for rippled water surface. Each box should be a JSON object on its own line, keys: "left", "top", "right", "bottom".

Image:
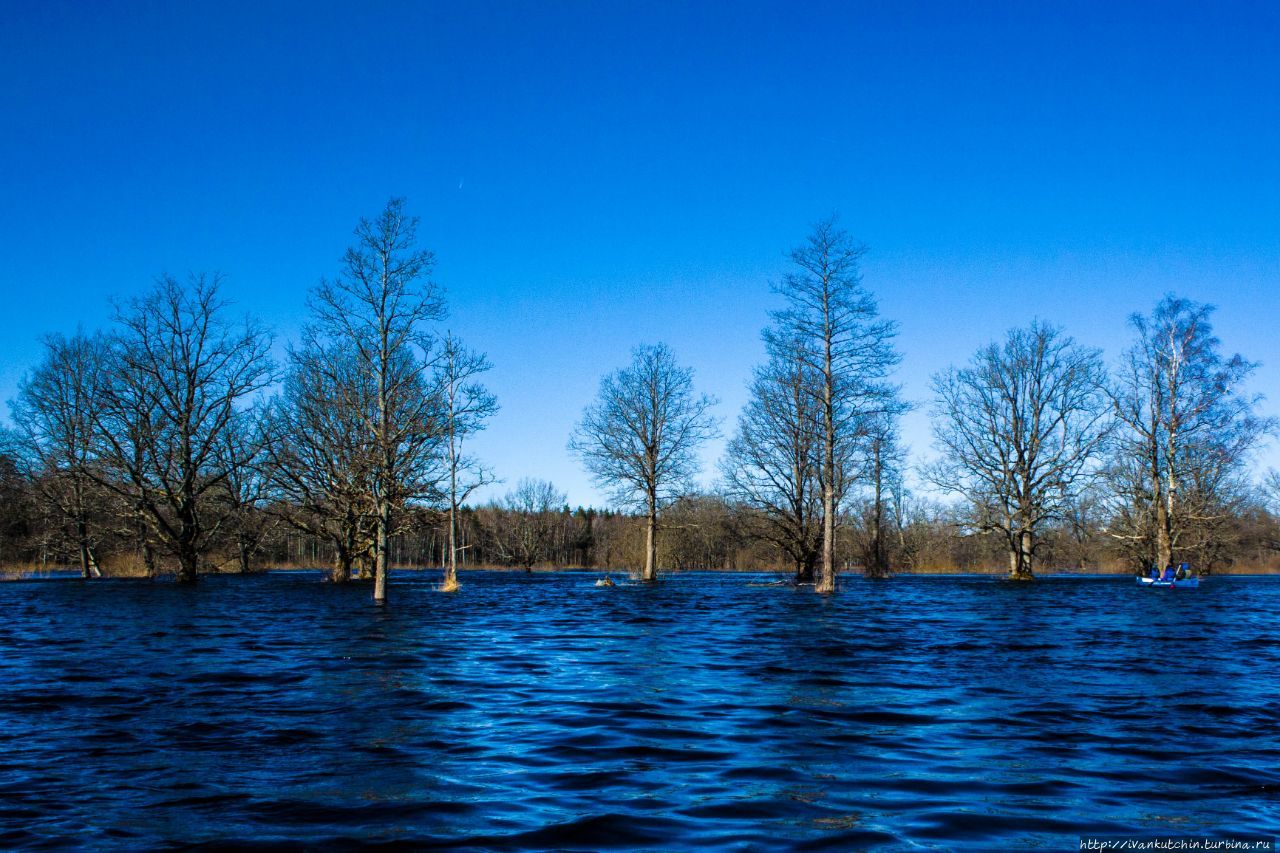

{"left": 1, "top": 571, "right": 1277, "bottom": 850}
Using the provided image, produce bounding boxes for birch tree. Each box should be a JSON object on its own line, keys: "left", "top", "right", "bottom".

{"left": 1107, "top": 295, "right": 1273, "bottom": 571}
{"left": 930, "top": 321, "right": 1110, "bottom": 580}
{"left": 436, "top": 333, "right": 498, "bottom": 590}
{"left": 569, "top": 343, "right": 718, "bottom": 581}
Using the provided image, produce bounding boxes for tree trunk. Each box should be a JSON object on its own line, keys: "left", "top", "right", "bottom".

{"left": 1156, "top": 472, "right": 1174, "bottom": 570}
{"left": 1008, "top": 528, "right": 1035, "bottom": 580}
{"left": 444, "top": 503, "right": 459, "bottom": 589}
{"left": 374, "top": 501, "right": 389, "bottom": 603}
{"left": 870, "top": 444, "right": 886, "bottom": 578}
{"left": 817, "top": 308, "right": 836, "bottom": 594}
{"left": 817, "top": 480, "right": 836, "bottom": 593}
{"left": 176, "top": 550, "right": 199, "bottom": 583}
{"left": 331, "top": 546, "right": 352, "bottom": 583}
{"left": 78, "top": 540, "right": 92, "bottom": 580}
{"left": 643, "top": 494, "right": 658, "bottom": 582}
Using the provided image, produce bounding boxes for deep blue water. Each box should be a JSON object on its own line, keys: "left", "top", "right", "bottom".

{"left": 0, "top": 571, "right": 1277, "bottom": 850}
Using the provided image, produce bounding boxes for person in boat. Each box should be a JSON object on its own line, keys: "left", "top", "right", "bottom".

{"left": 1160, "top": 564, "right": 1177, "bottom": 582}
{"left": 1149, "top": 564, "right": 1161, "bottom": 580}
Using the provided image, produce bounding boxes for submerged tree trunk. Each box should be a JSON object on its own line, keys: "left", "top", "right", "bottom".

{"left": 817, "top": 480, "right": 836, "bottom": 593}
{"left": 176, "top": 551, "right": 199, "bottom": 583}
{"left": 78, "top": 534, "right": 92, "bottom": 580}
{"left": 1008, "top": 528, "right": 1035, "bottom": 580}
{"left": 331, "top": 544, "right": 352, "bottom": 583}
{"left": 643, "top": 491, "right": 658, "bottom": 582}
{"left": 869, "top": 441, "right": 888, "bottom": 578}
{"left": 795, "top": 555, "right": 816, "bottom": 584}
{"left": 374, "top": 500, "right": 390, "bottom": 603}
{"left": 444, "top": 502, "right": 459, "bottom": 589}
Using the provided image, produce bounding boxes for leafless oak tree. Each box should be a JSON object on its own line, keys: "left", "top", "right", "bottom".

{"left": 92, "top": 274, "right": 274, "bottom": 582}
{"left": 570, "top": 343, "right": 718, "bottom": 581}
{"left": 930, "top": 321, "right": 1110, "bottom": 580}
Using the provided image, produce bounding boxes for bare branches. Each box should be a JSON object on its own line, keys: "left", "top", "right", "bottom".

{"left": 569, "top": 343, "right": 719, "bottom": 580}
{"left": 769, "top": 216, "right": 902, "bottom": 591}
{"left": 930, "top": 321, "right": 1110, "bottom": 579}
{"left": 90, "top": 273, "right": 276, "bottom": 581}
{"left": 437, "top": 332, "right": 499, "bottom": 586}
{"left": 1105, "top": 294, "right": 1276, "bottom": 571}
{"left": 309, "top": 198, "right": 448, "bottom": 602}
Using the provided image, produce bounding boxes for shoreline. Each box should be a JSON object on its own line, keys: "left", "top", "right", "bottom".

{"left": 5, "top": 565, "right": 1280, "bottom": 582}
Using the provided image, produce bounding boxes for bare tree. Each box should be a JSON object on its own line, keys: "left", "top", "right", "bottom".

{"left": 854, "top": 413, "right": 909, "bottom": 578}
{"left": 569, "top": 343, "right": 718, "bottom": 581}
{"left": 9, "top": 330, "right": 108, "bottom": 577}
{"left": 493, "top": 478, "right": 566, "bottom": 570}
{"left": 436, "top": 333, "right": 498, "bottom": 590}
{"left": 771, "top": 217, "right": 901, "bottom": 592}
{"left": 263, "top": 341, "right": 375, "bottom": 582}
{"left": 311, "top": 198, "right": 446, "bottom": 603}
{"left": 1265, "top": 471, "right": 1280, "bottom": 513}
{"left": 930, "top": 321, "right": 1110, "bottom": 580}
{"left": 720, "top": 331, "right": 823, "bottom": 582}
{"left": 1107, "top": 295, "right": 1274, "bottom": 572}
{"left": 91, "top": 274, "right": 274, "bottom": 582}
{"left": 215, "top": 407, "right": 274, "bottom": 574}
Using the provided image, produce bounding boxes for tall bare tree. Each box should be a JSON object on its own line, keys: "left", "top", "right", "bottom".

{"left": 930, "top": 321, "right": 1110, "bottom": 580}
{"left": 772, "top": 217, "right": 901, "bottom": 592}
{"left": 436, "top": 333, "right": 498, "bottom": 590}
{"left": 9, "top": 330, "right": 107, "bottom": 577}
{"left": 311, "top": 198, "right": 446, "bottom": 603}
{"left": 92, "top": 274, "right": 274, "bottom": 582}
{"left": 570, "top": 343, "right": 718, "bottom": 581}
{"left": 1107, "top": 295, "right": 1274, "bottom": 571}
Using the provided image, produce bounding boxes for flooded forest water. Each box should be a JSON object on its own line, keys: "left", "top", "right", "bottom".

{"left": 1, "top": 571, "right": 1277, "bottom": 849}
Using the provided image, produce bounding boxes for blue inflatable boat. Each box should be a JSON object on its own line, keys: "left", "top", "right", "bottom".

{"left": 1137, "top": 562, "right": 1200, "bottom": 588}
{"left": 1136, "top": 575, "right": 1200, "bottom": 588}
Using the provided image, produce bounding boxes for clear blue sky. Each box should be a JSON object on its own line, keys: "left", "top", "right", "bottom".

{"left": 2, "top": 1, "right": 1277, "bottom": 507}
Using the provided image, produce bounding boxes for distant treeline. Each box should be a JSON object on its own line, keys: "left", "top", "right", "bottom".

{"left": 3, "top": 468, "right": 1280, "bottom": 578}
{"left": 3, "top": 200, "right": 1278, "bottom": 594}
